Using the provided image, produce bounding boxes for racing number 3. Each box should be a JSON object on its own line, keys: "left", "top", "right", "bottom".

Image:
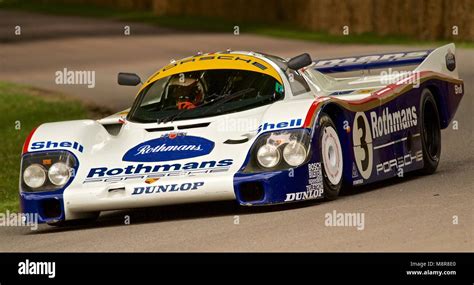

{"left": 352, "top": 112, "right": 373, "bottom": 180}
{"left": 357, "top": 116, "right": 369, "bottom": 171}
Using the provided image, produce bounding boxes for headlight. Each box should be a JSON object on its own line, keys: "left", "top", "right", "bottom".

{"left": 256, "top": 144, "right": 281, "bottom": 168}
{"left": 23, "top": 164, "right": 47, "bottom": 188}
{"left": 283, "top": 141, "right": 307, "bottom": 167}
{"left": 243, "top": 129, "right": 311, "bottom": 173}
{"left": 21, "top": 150, "right": 78, "bottom": 192}
{"left": 48, "top": 162, "right": 71, "bottom": 186}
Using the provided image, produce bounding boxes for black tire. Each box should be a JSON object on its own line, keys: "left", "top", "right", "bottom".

{"left": 419, "top": 89, "right": 441, "bottom": 175}
{"left": 47, "top": 212, "right": 99, "bottom": 227}
{"left": 319, "top": 113, "right": 343, "bottom": 200}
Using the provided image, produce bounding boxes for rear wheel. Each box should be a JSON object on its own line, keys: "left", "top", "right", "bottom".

{"left": 319, "top": 113, "right": 343, "bottom": 200}
{"left": 419, "top": 89, "right": 441, "bottom": 175}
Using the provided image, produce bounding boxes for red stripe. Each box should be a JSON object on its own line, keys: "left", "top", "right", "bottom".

{"left": 303, "top": 101, "right": 320, "bottom": 128}
{"left": 22, "top": 127, "right": 38, "bottom": 154}
{"left": 339, "top": 70, "right": 433, "bottom": 106}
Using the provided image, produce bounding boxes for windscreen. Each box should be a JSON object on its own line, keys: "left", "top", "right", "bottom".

{"left": 128, "top": 69, "right": 284, "bottom": 123}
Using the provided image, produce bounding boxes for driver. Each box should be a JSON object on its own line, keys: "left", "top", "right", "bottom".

{"left": 167, "top": 74, "right": 204, "bottom": 110}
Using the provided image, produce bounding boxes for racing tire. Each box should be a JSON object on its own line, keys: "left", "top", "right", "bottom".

{"left": 419, "top": 89, "right": 441, "bottom": 175}
{"left": 319, "top": 113, "right": 343, "bottom": 200}
{"left": 47, "top": 212, "right": 99, "bottom": 227}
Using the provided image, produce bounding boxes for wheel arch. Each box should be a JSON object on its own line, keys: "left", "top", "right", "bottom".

{"left": 316, "top": 102, "right": 354, "bottom": 187}
{"left": 424, "top": 82, "right": 448, "bottom": 129}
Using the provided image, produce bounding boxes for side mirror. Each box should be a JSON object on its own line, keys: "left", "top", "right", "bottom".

{"left": 287, "top": 53, "right": 312, "bottom": 70}
{"left": 118, "top": 72, "right": 141, "bottom": 86}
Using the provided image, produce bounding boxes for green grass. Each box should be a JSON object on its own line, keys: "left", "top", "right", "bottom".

{"left": 1, "top": 0, "right": 472, "bottom": 48}
{"left": 0, "top": 82, "right": 89, "bottom": 212}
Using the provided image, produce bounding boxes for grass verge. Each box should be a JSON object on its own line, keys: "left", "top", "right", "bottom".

{"left": 0, "top": 0, "right": 472, "bottom": 48}
{"left": 0, "top": 81, "right": 95, "bottom": 212}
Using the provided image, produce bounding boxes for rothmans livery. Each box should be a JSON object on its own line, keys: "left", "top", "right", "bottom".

{"left": 370, "top": 106, "right": 418, "bottom": 139}
{"left": 20, "top": 44, "right": 464, "bottom": 226}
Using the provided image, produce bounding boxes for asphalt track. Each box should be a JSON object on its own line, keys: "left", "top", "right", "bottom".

{"left": 0, "top": 11, "right": 472, "bottom": 252}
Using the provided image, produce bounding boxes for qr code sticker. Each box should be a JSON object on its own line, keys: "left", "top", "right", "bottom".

{"left": 308, "top": 177, "right": 322, "bottom": 185}
{"left": 306, "top": 183, "right": 323, "bottom": 193}
{"left": 308, "top": 162, "right": 321, "bottom": 179}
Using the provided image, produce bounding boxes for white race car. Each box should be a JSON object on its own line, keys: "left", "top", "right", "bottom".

{"left": 20, "top": 44, "right": 464, "bottom": 225}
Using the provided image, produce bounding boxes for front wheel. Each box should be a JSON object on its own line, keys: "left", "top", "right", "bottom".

{"left": 419, "top": 88, "right": 441, "bottom": 175}
{"left": 319, "top": 113, "right": 343, "bottom": 200}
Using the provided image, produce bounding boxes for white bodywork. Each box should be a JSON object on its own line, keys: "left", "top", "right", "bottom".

{"left": 26, "top": 50, "right": 316, "bottom": 219}
{"left": 22, "top": 45, "right": 458, "bottom": 220}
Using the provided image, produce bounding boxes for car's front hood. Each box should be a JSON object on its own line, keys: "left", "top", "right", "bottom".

{"left": 26, "top": 99, "right": 315, "bottom": 189}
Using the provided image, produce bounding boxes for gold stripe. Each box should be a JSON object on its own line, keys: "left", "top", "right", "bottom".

{"left": 308, "top": 72, "right": 462, "bottom": 126}
{"left": 329, "top": 73, "right": 462, "bottom": 112}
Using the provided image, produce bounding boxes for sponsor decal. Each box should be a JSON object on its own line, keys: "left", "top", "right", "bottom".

{"left": 351, "top": 162, "right": 359, "bottom": 178}
{"left": 285, "top": 162, "right": 323, "bottom": 202}
{"left": 145, "top": 178, "right": 159, "bottom": 184}
{"left": 87, "top": 159, "right": 232, "bottom": 178}
{"left": 376, "top": 150, "right": 423, "bottom": 175}
{"left": 257, "top": 118, "right": 302, "bottom": 133}
{"left": 150, "top": 53, "right": 283, "bottom": 84}
{"left": 329, "top": 90, "right": 354, "bottom": 96}
{"left": 284, "top": 189, "right": 323, "bottom": 202}
{"left": 131, "top": 182, "right": 204, "bottom": 195}
{"left": 445, "top": 51, "right": 456, "bottom": 71}
{"left": 163, "top": 132, "right": 186, "bottom": 139}
{"left": 30, "top": 141, "right": 84, "bottom": 153}
{"left": 160, "top": 54, "right": 269, "bottom": 73}
{"left": 83, "top": 159, "right": 233, "bottom": 183}
{"left": 122, "top": 135, "right": 214, "bottom": 162}
{"left": 353, "top": 179, "right": 364, "bottom": 185}
{"left": 454, "top": 84, "right": 463, "bottom": 95}
{"left": 352, "top": 107, "right": 417, "bottom": 180}
{"left": 370, "top": 106, "right": 417, "bottom": 139}
{"left": 314, "top": 51, "right": 430, "bottom": 69}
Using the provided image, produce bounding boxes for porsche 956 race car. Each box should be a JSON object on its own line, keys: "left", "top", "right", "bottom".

{"left": 20, "top": 44, "right": 464, "bottom": 225}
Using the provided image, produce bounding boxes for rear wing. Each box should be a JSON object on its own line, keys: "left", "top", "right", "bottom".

{"left": 313, "top": 43, "right": 458, "bottom": 79}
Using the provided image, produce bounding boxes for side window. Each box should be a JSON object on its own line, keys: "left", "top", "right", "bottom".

{"left": 141, "top": 79, "right": 166, "bottom": 106}
{"left": 287, "top": 70, "right": 311, "bottom": 96}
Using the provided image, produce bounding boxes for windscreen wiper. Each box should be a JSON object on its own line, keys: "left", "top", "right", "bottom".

{"left": 157, "top": 92, "right": 220, "bottom": 124}
{"left": 199, "top": 88, "right": 255, "bottom": 116}
{"left": 158, "top": 88, "right": 255, "bottom": 124}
